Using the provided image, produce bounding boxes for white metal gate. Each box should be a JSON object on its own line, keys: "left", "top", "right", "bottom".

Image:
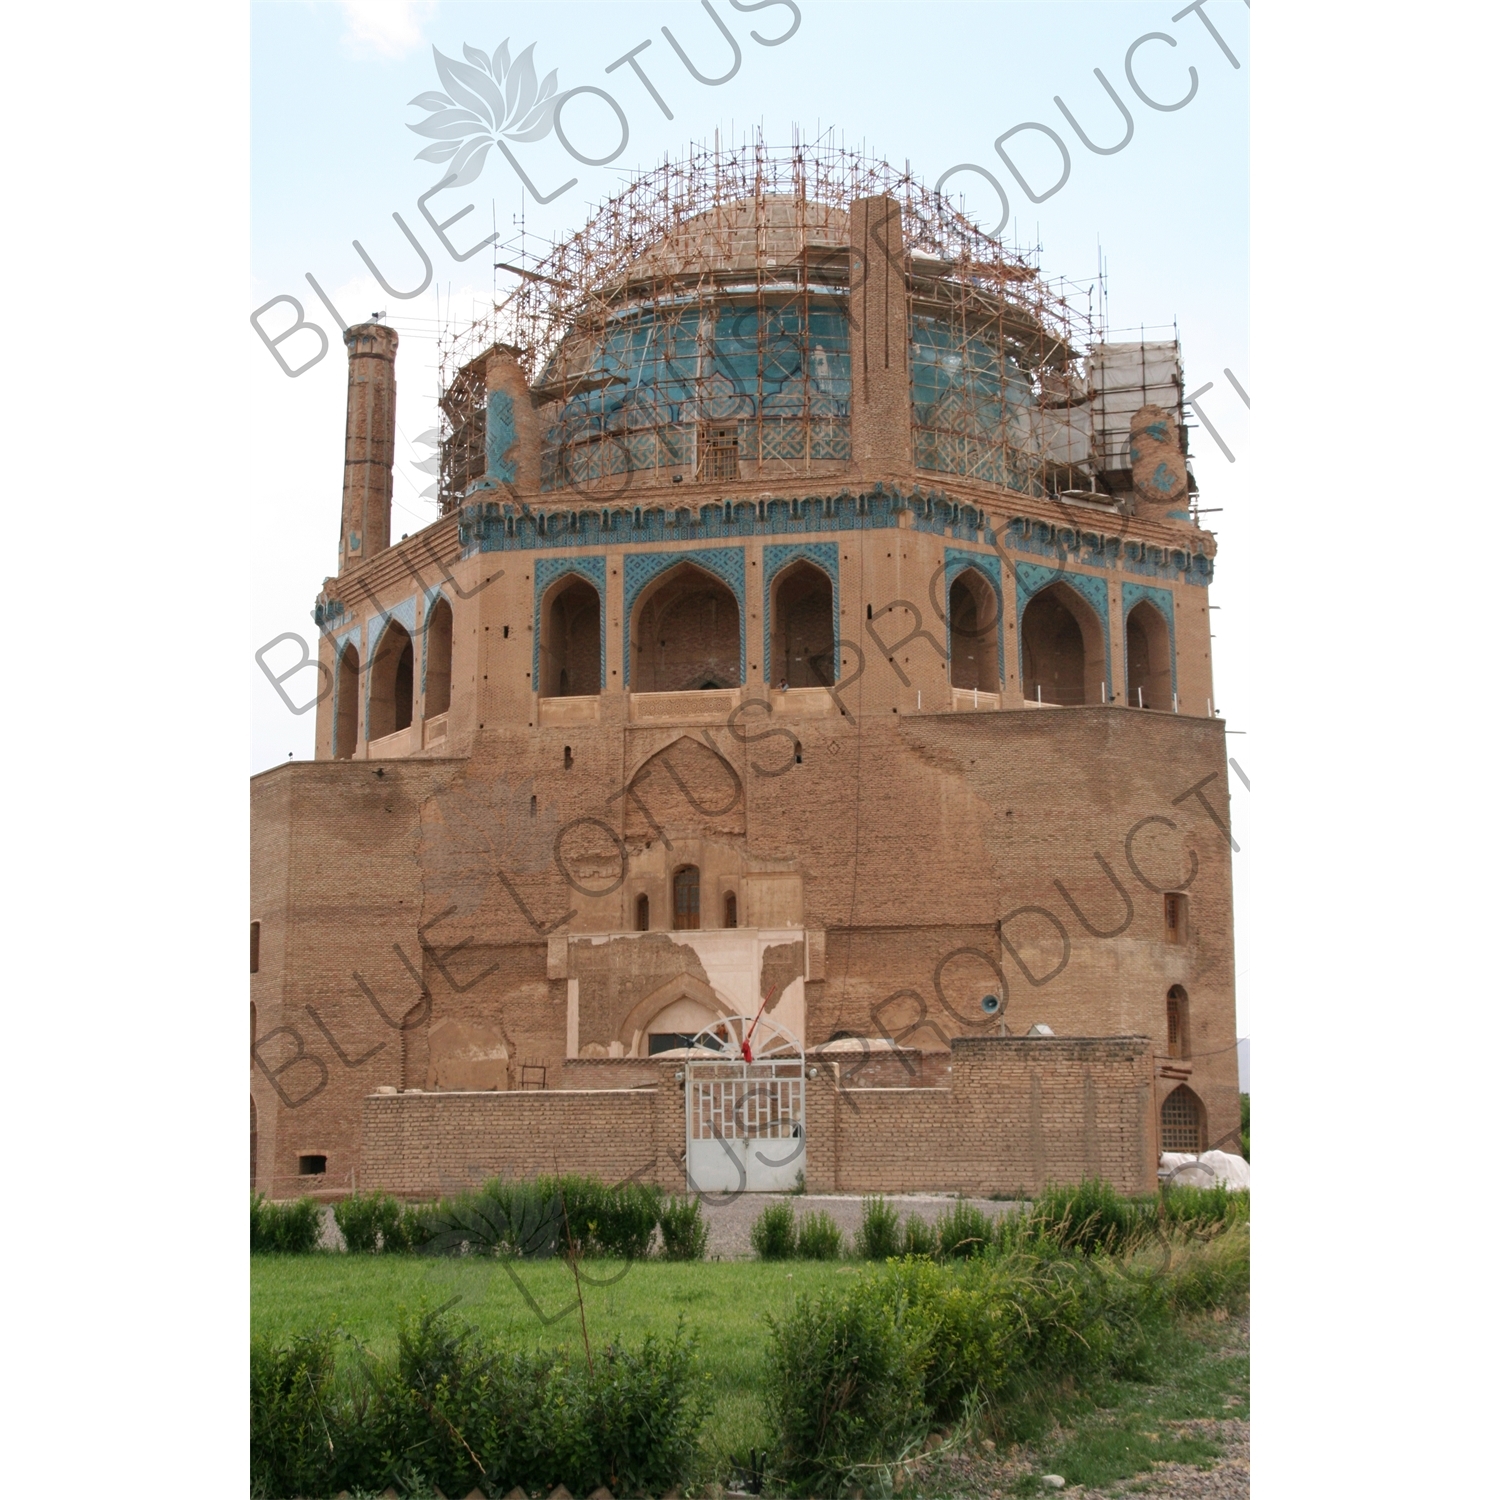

{"left": 684, "top": 1015, "right": 804, "bottom": 1194}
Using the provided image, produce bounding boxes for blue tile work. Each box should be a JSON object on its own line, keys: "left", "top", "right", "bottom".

{"left": 943, "top": 547, "right": 1005, "bottom": 683}
{"left": 485, "top": 390, "right": 518, "bottom": 484}
{"left": 456, "top": 483, "right": 1000, "bottom": 557}
{"left": 533, "top": 555, "right": 608, "bottom": 690}
{"left": 1015, "top": 562, "right": 1113, "bottom": 701}
{"left": 623, "top": 547, "right": 746, "bottom": 686}
{"left": 762, "top": 542, "right": 840, "bottom": 683}
{"left": 1121, "top": 581, "right": 1178, "bottom": 695}
{"left": 1005, "top": 517, "right": 1212, "bottom": 587}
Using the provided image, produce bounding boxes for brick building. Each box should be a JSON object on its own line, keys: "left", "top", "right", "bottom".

{"left": 251, "top": 148, "right": 1239, "bottom": 1202}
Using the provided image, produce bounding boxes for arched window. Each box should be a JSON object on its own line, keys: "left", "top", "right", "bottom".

{"left": 633, "top": 562, "right": 741, "bottom": 692}
{"left": 1021, "top": 583, "right": 1106, "bottom": 705}
{"left": 425, "top": 597, "right": 453, "bottom": 718}
{"left": 540, "top": 576, "right": 601, "bottom": 697}
{"left": 673, "top": 865, "right": 701, "bottom": 930}
{"left": 770, "top": 560, "right": 834, "bottom": 688}
{"left": 635, "top": 893, "right": 650, "bottom": 932}
{"left": 368, "top": 622, "right": 415, "bottom": 740}
{"left": 948, "top": 568, "right": 1000, "bottom": 693}
{"left": 723, "top": 891, "right": 738, "bottom": 928}
{"left": 1126, "top": 601, "right": 1172, "bottom": 710}
{"left": 336, "top": 643, "right": 359, "bottom": 758}
{"left": 1166, "top": 985, "right": 1189, "bottom": 1059}
{"left": 1161, "top": 1084, "right": 1205, "bottom": 1152}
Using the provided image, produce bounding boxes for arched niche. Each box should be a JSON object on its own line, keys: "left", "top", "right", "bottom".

{"left": 1126, "top": 600, "right": 1173, "bottom": 710}
{"left": 540, "top": 574, "right": 602, "bottom": 696}
{"left": 1021, "top": 582, "right": 1107, "bottom": 706}
{"left": 335, "top": 643, "right": 359, "bottom": 759}
{"left": 949, "top": 567, "right": 1000, "bottom": 693}
{"left": 368, "top": 622, "right": 415, "bottom": 739}
{"left": 1161, "top": 1083, "right": 1205, "bottom": 1152}
{"left": 632, "top": 561, "right": 741, "bottom": 692}
{"left": 424, "top": 597, "right": 453, "bottom": 718}
{"left": 770, "top": 559, "right": 835, "bottom": 688}
{"left": 624, "top": 735, "right": 746, "bottom": 841}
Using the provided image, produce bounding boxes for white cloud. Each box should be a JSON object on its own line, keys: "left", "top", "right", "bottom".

{"left": 338, "top": 0, "right": 436, "bottom": 59}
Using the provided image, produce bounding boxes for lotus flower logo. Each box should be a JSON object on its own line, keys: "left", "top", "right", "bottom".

{"left": 408, "top": 41, "right": 559, "bottom": 187}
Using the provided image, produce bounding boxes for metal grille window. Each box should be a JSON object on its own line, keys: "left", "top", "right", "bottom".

{"left": 1161, "top": 1086, "right": 1203, "bottom": 1152}
{"left": 673, "top": 866, "right": 701, "bottom": 930}
{"left": 1164, "top": 892, "right": 1186, "bottom": 944}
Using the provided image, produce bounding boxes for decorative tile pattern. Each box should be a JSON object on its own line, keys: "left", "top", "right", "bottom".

{"left": 762, "top": 542, "right": 840, "bottom": 683}
{"left": 1121, "top": 581, "right": 1178, "bottom": 696}
{"left": 943, "top": 547, "right": 1005, "bottom": 684}
{"left": 623, "top": 547, "right": 746, "bottom": 686}
{"left": 485, "top": 390, "right": 518, "bottom": 483}
{"left": 1014, "top": 563, "right": 1113, "bottom": 701}
{"left": 533, "top": 555, "right": 607, "bottom": 689}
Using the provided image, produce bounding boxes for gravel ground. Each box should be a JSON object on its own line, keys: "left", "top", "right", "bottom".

{"left": 698, "top": 1192, "right": 1017, "bottom": 1260}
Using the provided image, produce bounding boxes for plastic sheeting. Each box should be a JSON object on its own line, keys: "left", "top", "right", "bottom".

{"left": 1160, "top": 1149, "right": 1250, "bottom": 1190}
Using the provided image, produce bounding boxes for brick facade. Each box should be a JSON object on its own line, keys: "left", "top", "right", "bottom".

{"left": 252, "top": 187, "right": 1239, "bottom": 1203}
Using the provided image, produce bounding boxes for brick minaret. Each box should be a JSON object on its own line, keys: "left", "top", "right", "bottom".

{"left": 848, "top": 194, "right": 913, "bottom": 477}
{"left": 338, "top": 322, "right": 398, "bottom": 574}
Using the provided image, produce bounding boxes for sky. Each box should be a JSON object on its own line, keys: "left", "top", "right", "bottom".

{"left": 249, "top": 0, "right": 1253, "bottom": 1030}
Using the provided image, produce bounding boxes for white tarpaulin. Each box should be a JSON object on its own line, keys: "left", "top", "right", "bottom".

{"left": 1160, "top": 1150, "right": 1250, "bottom": 1190}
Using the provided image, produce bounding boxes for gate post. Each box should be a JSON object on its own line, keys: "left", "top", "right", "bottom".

{"left": 655, "top": 1061, "right": 687, "bottom": 1191}
{"left": 803, "top": 1064, "right": 839, "bottom": 1192}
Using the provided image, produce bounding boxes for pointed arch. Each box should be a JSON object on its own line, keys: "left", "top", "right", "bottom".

{"left": 625, "top": 735, "right": 745, "bottom": 839}
{"left": 948, "top": 566, "right": 1001, "bottom": 692}
{"left": 769, "top": 558, "right": 835, "bottom": 688}
{"left": 1020, "top": 580, "right": 1107, "bottom": 705}
{"left": 623, "top": 548, "right": 745, "bottom": 687}
{"left": 538, "top": 572, "right": 602, "bottom": 697}
{"left": 1126, "top": 598, "right": 1173, "bottom": 710}
{"left": 423, "top": 595, "right": 453, "bottom": 718}
{"left": 335, "top": 641, "right": 359, "bottom": 758}
{"left": 630, "top": 559, "right": 743, "bottom": 692}
{"left": 368, "top": 621, "right": 415, "bottom": 739}
{"left": 1161, "top": 1083, "right": 1205, "bottom": 1152}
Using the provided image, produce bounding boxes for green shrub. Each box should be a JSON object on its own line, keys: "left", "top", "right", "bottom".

{"left": 250, "top": 1327, "right": 338, "bottom": 1498}
{"left": 902, "top": 1213, "right": 937, "bottom": 1257}
{"left": 251, "top": 1193, "right": 322, "bottom": 1254}
{"left": 250, "top": 1305, "right": 708, "bottom": 1499}
{"left": 1157, "top": 1181, "right": 1248, "bottom": 1234}
{"left": 1163, "top": 1220, "right": 1250, "bottom": 1314}
{"left": 658, "top": 1195, "right": 709, "bottom": 1260}
{"left": 935, "top": 1198, "right": 991, "bottom": 1259}
{"left": 332, "top": 1190, "right": 403, "bottom": 1253}
{"left": 795, "top": 1209, "right": 843, "bottom": 1261}
{"left": 584, "top": 1179, "right": 663, "bottom": 1259}
{"left": 751, "top": 1200, "right": 797, "bottom": 1260}
{"left": 855, "top": 1196, "right": 903, "bottom": 1261}
{"left": 764, "top": 1283, "right": 928, "bottom": 1494}
{"left": 1027, "top": 1178, "right": 1144, "bottom": 1256}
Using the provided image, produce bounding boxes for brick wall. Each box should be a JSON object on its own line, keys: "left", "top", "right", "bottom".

{"left": 358, "top": 1040, "right": 1156, "bottom": 1199}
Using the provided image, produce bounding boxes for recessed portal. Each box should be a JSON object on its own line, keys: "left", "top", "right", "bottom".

{"left": 948, "top": 568, "right": 1000, "bottom": 692}
{"left": 633, "top": 563, "right": 741, "bottom": 692}
{"left": 770, "top": 560, "right": 835, "bottom": 688}
{"left": 541, "top": 576, "right": 601, "bottom": 696}
{"left": 368, "top": 623, "right": 415, "bottom": 738}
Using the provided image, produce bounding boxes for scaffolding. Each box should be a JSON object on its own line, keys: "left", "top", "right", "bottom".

{"left": 436, "top": 139, "right": 1099, "bottom": 512}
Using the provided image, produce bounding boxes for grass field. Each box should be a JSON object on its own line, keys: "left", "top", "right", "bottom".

{"left": 252, "top": 1254, "right": 853, "bottom": 1469}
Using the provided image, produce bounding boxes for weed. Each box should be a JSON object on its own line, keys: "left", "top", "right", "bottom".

{"left": 795, "top": 1210, "right": 844, "bottom": 1261}
{"left": 751, "top": 1200, "right": 798, "bottom": 1261}
{"left": 658, "top": 1195, "right": 709, "bottom": 1261}
{"left": 855, "top": 1196, "right": 904, "bottom": 1261}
